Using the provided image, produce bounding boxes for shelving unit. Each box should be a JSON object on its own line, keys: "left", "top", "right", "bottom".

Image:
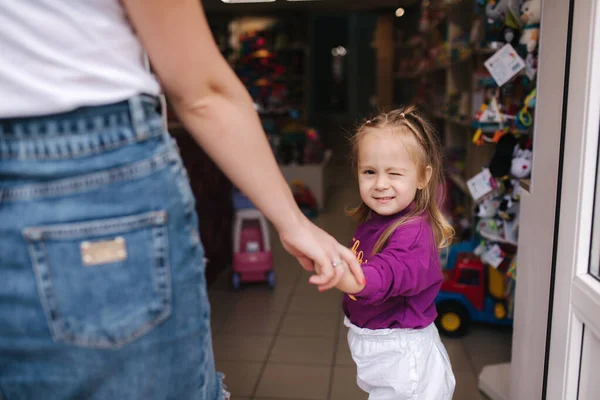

{"left": 393, "top": 2, "right": 540, "bottom": 399}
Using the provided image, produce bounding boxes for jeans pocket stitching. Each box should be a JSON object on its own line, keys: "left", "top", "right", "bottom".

{"left": 5, "top": 150, "right": 176, "bottom": 202}
{"left": 22, "top": 211, "right": 173, "bottom": 349}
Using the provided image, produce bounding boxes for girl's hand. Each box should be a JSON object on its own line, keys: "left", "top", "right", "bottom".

{"left": 279, "top": 219, "right": 365, "bottom": 291}
{"left": 335, "top": 261, "right": 367, "bottom": 295}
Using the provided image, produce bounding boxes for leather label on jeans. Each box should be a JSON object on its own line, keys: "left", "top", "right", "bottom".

{"left": 80, "top": 237, "right": 127, "bottom": 266}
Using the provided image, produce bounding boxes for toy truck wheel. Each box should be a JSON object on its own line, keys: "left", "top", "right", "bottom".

{"left": 266, "top": 270, "right": 276, "bottom": 289}
{"left": 436, "top": 301, "right": 470, "bottom": 338}
{"left": 232, "top": 272, "right": 241, "bottom": 291}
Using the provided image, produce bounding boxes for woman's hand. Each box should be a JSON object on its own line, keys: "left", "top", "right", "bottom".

{"left": 279, "top": 219, "right": 365, "bottom": 291}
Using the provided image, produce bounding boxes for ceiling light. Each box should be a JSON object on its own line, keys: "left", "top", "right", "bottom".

{"left": 331, "top": 46, "right": 347, "bottom": 57}
{"left": 395, "top": 7, "right": 405, "bottom": 17}
{"left": 221, "top": 0, "right": 275, "bottom": 3}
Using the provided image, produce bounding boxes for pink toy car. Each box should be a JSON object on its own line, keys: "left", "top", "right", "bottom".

{"left": 232, "top": 209, "right": 274, "bottom": 290}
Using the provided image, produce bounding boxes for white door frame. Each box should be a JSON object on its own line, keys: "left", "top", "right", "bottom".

{"left": 545, "top": 0, "right": 600, "bottom": 397}
{"left": 505, "top": 0, "right": 571, "bottom": 398}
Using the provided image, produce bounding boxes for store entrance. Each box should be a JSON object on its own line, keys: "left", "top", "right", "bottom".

{"left": 181, "top": 0, "right": 585, "bottom": 399}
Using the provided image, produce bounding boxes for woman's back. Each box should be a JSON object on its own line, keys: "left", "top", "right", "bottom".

{"left": 0, "top": 0, "right": 159, "bottom": 118}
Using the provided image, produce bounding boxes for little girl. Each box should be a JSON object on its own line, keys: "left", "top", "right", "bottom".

{"left": 335, "top": 106, "right": 456, "bottom": 399}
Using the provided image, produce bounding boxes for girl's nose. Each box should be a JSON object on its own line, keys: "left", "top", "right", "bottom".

{"left": 375, "top": 176, "right": 389, "bottom": 190}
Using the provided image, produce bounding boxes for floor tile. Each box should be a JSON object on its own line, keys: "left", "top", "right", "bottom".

{"left": 212, "top": 334, "right": 274, "bottom": 362}
{"left": 230, "top": 284, "right": 295, "bottom": 314}
{"left": 216, "top": 361, "right": 262, "bottom": 397}
{"left": 210, "top": 309, "right": 231, "bottom": 337}
{"left": 268, "top": 335, "right": 335, "bottom": 366}
{"left": 330, "top": 366, "right": 367, "bottom": 400}
{"left": 208, "top": 289, "right": 240, "bottom": 313}
{"left": 453, "top": 368, "right": 489, "bottom": 400}
{"left": 462, "top": 326, "right": 512, "bottom": 374}
{"left": 255, "top": 364, "right": 331, "bottom": 399}
{"left": 441, "top": 337, "right": 474, "bottom": 374}
{"left": 288, "top": 291, "right": 343, "bottom": 315}
{"left": 335, "top": 333, "right": 354, "bottom": 366}
{"left": 221, "top": 310, "right": 283, "bottom": 335}
{"left": 279, "top": 312, "right": 339, "bottom": 338}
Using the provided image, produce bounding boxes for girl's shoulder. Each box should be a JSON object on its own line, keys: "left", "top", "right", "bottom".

{"left": 389, "top": 214, "right": 433, "bottom": 249}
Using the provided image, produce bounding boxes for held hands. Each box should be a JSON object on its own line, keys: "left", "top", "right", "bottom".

{"left": 278, "top": 218, "right": 365, "bottom": 291}
{"left": 335, "top": 260, "right": 367, "bottom": 295}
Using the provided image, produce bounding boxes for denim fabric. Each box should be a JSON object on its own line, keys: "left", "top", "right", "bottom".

{"left": 0, "top": 95, "right": 226, "bottom": 399}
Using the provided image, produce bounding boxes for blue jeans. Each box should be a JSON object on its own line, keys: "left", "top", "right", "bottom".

{"left": 0, "top": 95, "right": 227, "bottom": 399}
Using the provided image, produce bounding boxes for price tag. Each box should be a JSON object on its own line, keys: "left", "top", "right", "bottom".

{"left": 467, "top": 168, "right": 495, "bottom": 201}
{"left": 484, "top": 44, "right": 526, "bottom": 87}
{"left": 482, "top": 244, "right": 505, "bottom": 269}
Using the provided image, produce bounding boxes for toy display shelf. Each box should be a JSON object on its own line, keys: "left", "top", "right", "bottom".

{"left": 434, "top": 112, "right": 472, "bottom": 128}
{"left": 479, "top": 229, "right": 518, "bottom": 247}
{"left": 448, "top": 171, "right": 469, "bottom": 195}
{"left": 279, "top": 149, "right": 332, "bottom": 211}
{"left": 395, "top": 49, "right": 473, "bottom": 80}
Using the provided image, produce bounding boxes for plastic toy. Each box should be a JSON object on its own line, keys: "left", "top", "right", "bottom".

{"left": 291, "top": 180, "right": 318, "bottom": 219}
{"left": 516, "top": 88, "right": 536, "bottom": 130}
{"left": 303, "top": 128, "right": 324, "bottom": 164}
{"left": 436, "top": 252, "right": 513, "bottom": 337}
{"left": 231, "top": 190, "right": 274, "bottom": 290}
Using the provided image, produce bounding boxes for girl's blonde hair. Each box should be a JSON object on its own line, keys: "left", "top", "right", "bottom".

{"left": 347, "top": 105, "right": 454, "bottom": 254}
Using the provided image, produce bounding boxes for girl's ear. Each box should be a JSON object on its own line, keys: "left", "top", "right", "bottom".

{"left": 418, "top": 166, "right": 433, "bottom": 189}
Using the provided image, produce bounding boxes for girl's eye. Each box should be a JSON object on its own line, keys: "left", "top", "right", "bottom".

{"left": 390, "top": 173, "right": 402, "bottom": 176}
{"left": 362, "top": 170, "right": 375, "bottom": 175}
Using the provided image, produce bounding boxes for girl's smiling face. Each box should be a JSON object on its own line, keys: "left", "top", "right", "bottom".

{"left": 357, "top": 128, "right": 431, "bottom": 216}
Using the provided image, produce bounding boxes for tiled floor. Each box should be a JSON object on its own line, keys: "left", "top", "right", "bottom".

{"left": 208, "top": 146, "right": 512, "bottom": 399}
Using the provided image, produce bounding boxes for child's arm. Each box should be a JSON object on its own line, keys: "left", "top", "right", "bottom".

{"left": 345, "top": 219, "right": 437, "bottom": 305}
{"left": 335, "top": 262, "right": 366, "bottom": 294}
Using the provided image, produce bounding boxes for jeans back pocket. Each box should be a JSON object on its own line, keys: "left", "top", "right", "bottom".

{"left": 23, "top": 211, "right": 172, "bottom": 349}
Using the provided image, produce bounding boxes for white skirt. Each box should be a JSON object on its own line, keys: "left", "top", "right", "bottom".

{"left": 345, "top": 317, "right": 456, "bottom": 400}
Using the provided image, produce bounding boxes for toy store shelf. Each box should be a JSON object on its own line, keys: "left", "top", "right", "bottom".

{"left": 434, "top": 113, "right": 472, "bottom": 128}
{"left": 442, "top": 0, "right": 467, "bottom": 10}
{"left": 396, "top": 41, "right": 421, "bottom": 50}
{"left": 278, "top": 149, "right": 333, "bottom": 212}
{"left": 474, "top": 47, "right": 498, "bottom": 56}
{"left": 418, "top": 18, "right": 446, "bottom": 35}
{"left": 474, "top": 123, "right": 532, "bottom": 135}
{"left": 519, "top": 179, "right": 531, "bottom": 192}
{"left": 448, "top": 172, "right": 469, "bottom": 195}
{"left": 479, "top": 363, "right": 510, "bottom": 400}
{"left": 395, "top": 53, "right": 473, "bottom": 80}
{"left": 479, "top": 229, "right": 518, "bottom": 247}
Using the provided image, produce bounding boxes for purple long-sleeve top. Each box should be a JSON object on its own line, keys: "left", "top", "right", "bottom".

{"left": 343, "top": 209, "right": 443, "bottom": 330}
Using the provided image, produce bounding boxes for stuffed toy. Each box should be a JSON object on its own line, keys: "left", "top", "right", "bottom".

{"left": 511, "top": 137, "right": 533, "bottom": 179}
{"left": 474, "top": 196, "right": 505, "bottom": 240}
{"left": 519, "top": 0, "right": 541, "bottom": 54}
{"left": 488, "top": 133, "right": 532, "bottom": 201}
{"left": 489, "top": 132, "right": 518, "bottom": 178}
{"left": 484, "top": 0, "right": 511, "bottom": 48}
{"left": 498, "top": 194, "right": 518, "bottom": 221}
{"left": 499, "top": 6, "right": 522, "bottom": 48}
{"left": 475, "top": 197, "right": 501, "bottom": 219}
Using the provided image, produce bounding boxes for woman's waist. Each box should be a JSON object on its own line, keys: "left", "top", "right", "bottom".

{"left": 0, "top": 94, "right": 165, "bottom": 163}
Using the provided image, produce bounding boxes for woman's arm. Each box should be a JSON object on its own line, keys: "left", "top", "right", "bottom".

{"left": 122, "top": 0, "right": 364, "bottom": 289}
